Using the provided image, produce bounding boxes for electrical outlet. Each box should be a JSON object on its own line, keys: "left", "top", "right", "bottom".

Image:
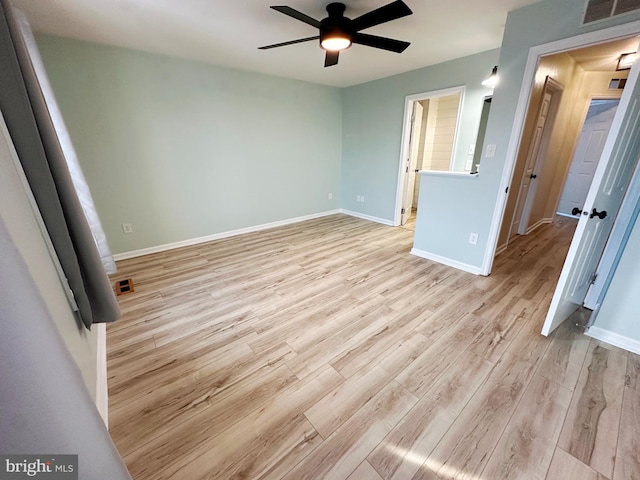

{"left": 122, "top": 223, "right": 133, "bottom": 234}
{"left": 485, "top": 144, "right": 496, "bottom": 158}
{"left": 328, "top": 193, "right": 333, "bottom": 200}
{"left": 356, "top": 195, "right": 361, "bottom": 202}
{"left": 361, "top": 196, "right": 365, "bottom": 203}
{"left": 469, "top": 232, "right": 478, "bottom": 245}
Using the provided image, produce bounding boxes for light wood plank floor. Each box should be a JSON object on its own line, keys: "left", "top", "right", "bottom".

{"left": 107, "top": 214, "right": 640, "bottom": 480}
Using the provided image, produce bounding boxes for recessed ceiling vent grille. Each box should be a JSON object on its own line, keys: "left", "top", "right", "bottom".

{"left": 583, "top": 0, "right": 640, "bottom": 25}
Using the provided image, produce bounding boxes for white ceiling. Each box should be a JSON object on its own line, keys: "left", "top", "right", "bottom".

{"left": 11, "top": 0, "right": 544, "bottom": 87}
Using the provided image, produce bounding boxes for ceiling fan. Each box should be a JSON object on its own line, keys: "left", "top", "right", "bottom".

{"left": 258, "top": 1, "right": 413, "bottom": 67}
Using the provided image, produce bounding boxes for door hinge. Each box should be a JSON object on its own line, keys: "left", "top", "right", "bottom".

{"left": 406, "top": 166, "right": 409, "bottom": 173}
{"left": 401, "top": 208, "right": 406, "bottom": 214}
{"left": 505, "top": 186, "right": 509, "bottom": 194}
{"left": 590, "top": 272, "right": 598, "bottom": 285}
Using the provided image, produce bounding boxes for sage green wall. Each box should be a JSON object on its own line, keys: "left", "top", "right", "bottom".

{"left": 36, "top": 35, "right": 342, "bottom": 254}
{"left": 411, "top": 0, "right": 640, "bottom": 269}
{"left": 341, "top": 49, "right": 498, "bottom": 222}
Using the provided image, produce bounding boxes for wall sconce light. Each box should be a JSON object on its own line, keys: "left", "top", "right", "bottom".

{"left": 482, "top": 65, "right": 499, "bottom": 88}
{"left": 616, "top": 52, "right": 636, "bottom": 71}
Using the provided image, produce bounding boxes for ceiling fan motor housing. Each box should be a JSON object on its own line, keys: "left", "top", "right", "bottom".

{"left": 320, "top": 3, "right": 353, "bottom": 49}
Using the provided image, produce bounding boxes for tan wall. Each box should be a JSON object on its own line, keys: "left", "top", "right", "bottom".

{"left": 529, "top": 54, "right": 585, "bottom": 227}
{"left": 498, "top": 57, "right": 629, "bottom": 249}
{"left": 429, "top": 94, "right": 459, "bottom": 171}
{"left": 422, "top": 99, "right": 438, "bottom": 170}
{"left": 499, "top": 52, "right": 584, "bottom": 246}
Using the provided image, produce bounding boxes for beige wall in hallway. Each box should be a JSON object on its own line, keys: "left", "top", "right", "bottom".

{"left": 498, "top": 51, "right": 628, "bottom": 248}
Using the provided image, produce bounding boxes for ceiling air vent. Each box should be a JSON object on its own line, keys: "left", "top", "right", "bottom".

{"left": 583, "top": 0, "right": 640, "bottom": 24}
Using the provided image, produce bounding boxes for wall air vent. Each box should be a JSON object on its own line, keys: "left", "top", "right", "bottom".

{"left": 583, "top": 0, "right": 640, "bottom": 25}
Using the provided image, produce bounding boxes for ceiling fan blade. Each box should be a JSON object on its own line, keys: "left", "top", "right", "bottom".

{"left": 353, "top": 33, "right": 410, "bottom": 53}
{"left": 351, "top": 0, "right": 412, "bottom": 32}
{"left": 325, "top": 51, "right": 339, "bottom": 67}
{"left": 258, "top": 36, "right": 319, "bottom": 50}
{"left": 270, "top": 6, "right": 322, "bottom": 28}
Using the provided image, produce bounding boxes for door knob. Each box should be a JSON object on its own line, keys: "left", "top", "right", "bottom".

{"left": 571, "top": 207, "right": 582, "bottom": 216}
{"left": 590, "top": 208, "right": 607, "bottom": 219}
{"left": 530, "top": 174, "right": 537, "bottom": 179}
{"left": 415, "top": 169, "right": 420, "bottom": 173}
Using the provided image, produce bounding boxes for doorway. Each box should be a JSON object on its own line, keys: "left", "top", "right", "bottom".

{"left": 493, "top": 30, "right": 640, "bottom": 338}
{"left": 395, "top": 86, "right": 465, "bottom": 227}
{"left": 497, "top": 37, "right": 634, "bottom": 254}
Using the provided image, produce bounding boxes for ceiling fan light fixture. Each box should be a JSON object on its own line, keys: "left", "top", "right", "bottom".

{"left": 482, "top": 65, "right": 499, "bottom": 88}
{"left": 320, "top": 35, "right": 352, "bottom": 52}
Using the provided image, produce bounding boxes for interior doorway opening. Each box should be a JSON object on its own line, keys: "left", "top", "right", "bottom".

{"left": 491, "top": 29, "right": 640, "bottom": 341}
{"left": 395, "top": 86, "right": 465, "bottom": 228}
{"left": 497, "top": 36, "right": 635, "bottom": 255}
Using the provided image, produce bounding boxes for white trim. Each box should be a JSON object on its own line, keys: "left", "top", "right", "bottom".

{"left": 556, "top": 211, "right": 580, "bottom": 219}
{"left": 410, "top": 248, "right": 483, "bottom": 275}
{"left": 586, "top": 326, "right": 640, "bottom": 355}
{"left": 95, "top": 323, "right": 108, "bottom": 428}
{"left": 448, "top": 89, "right": 466, "bottom": 171}
{"left": 494, "top": 243, "right": 507, "bottom": 256}
{"left": 393, "top": 85, "right": 467, "bottom": 226}
{"left": 340, "top": 209, "right": 394, "bottom": 226}
{"left": 113, "top": 210, "right": 341, "bottom": 260}
{"left": 525, "top": 217, "right": 553, "bottom": 235}
{"left": 482, "top": 19, "right": 640, "bottom": 276}
{"left": 419, "top": 170, "right": 479, "bottom": 179}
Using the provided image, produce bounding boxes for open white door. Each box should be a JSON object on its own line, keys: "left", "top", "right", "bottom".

{"left": 541, "top": 59, "right": 640, "bottom": 335}
{"left": 401, "top": 101, "right": 423, "bottom": 225}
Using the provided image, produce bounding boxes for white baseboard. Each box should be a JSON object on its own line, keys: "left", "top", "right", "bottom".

{"left": 113, "top": 210, "right": 342, "bottom": 261}
{"left": 586, "top": 326, "right": 640, "bottom": 355}
{"left": 556, "top": 211, "right": 579, "bottom": 219}
{"left": 525, "top": 217, "right": 553, "bottom": 235}
{"left": 95, "top": 323, "right": 108, "bottom": 428}
{"left": 410, "top": 248, "right": 483, "bottom": 275}
{"left": 339, "top": 209, "right": 394, "bottom": 226}
{"left": 494, "top": 243, "right": 507, "bottom": 256}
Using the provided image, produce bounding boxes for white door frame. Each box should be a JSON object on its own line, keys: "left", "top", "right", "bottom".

{"left": 393, "top": 86, "right": 465, "bottom": 226}
{"left": 401, "top": 101, "right": 424, "bottom": 225}
{"left": 482, "top": 20, "right": 640, "bottom": 275}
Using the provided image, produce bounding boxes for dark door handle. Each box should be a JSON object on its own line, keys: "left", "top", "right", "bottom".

{"left": 590, "top": 208, "right": 607, "bottom": 219}
{"left": 530, "top": 174, "right": 537, "bottom": 179}
{"left": 571, "top": 207, "right": 582, "bottom": 216}
{"left": 415, "top": 169, "right": 420, "bottom": 173}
